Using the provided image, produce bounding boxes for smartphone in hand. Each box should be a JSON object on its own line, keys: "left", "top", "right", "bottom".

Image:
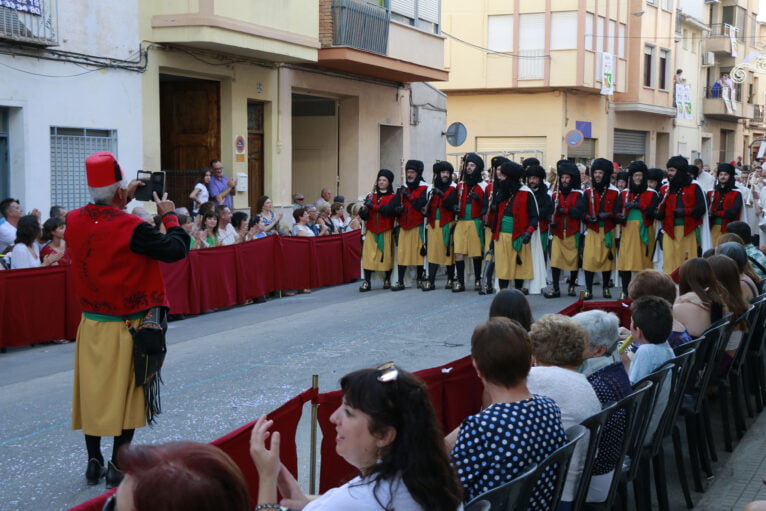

{"left": 135, "top": 171, "right": 166, "bottom": 202}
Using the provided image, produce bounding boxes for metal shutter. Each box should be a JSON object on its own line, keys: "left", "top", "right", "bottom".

{"left": 391, "top": 0, "right": 415, "bottom": 18}
{"left": 419, "top": 0, "right": 439, "bottom": 23}
{"left": 614, "top": 129, "right": 647, "bottom": 154}
{"left": 568, "top": 138, "right": 596, "bottom": 159}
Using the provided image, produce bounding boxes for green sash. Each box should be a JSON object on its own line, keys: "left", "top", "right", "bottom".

{"left": 627, "top": 209, "right": 649, "bottom": 246}
{"left": 83, "top": 311, "right": 145, "bottom": 322}
{"left": 598, "top": 221, "right": 613, "bottom": 249}
{"left": 462, "top": 204, "right": 484, "bottom": 246}
{"left": 501, "top": 217, "right": 523, "bottom": 252}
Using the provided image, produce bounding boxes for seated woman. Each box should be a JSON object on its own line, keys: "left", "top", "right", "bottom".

{"left": 291, "top": 208, "right": 315, "bottom": 237}
{"left": 105, "top": 441, "right": 250, "bottom": 511}
{"left": 447, "top": 319, "right": 566, "bottom": 509}
{"left": 346, "top": 203, "right": 362, "bottom": 231}
{"left": 247, "top": 214, "right": 268, "bottom": 240}
{"left": 250, "top": 363, "right": 462, "bottom": 511}
{"left": 255, "top": 195, "right": 283, "bottom": 235}
{"left": 528, "top": 314, "right": 602, "bottom": 511}
{"left": 176, "top": 214, "right": 195, "bottom": 249}
{"left": 571, "top": 310, "right": 632, "bottom": 503}
{"left": 192, "top": 210, "right": 221, "bottom": 249}
{"left": 316, "top": 203, "right": 335, "bottom": 235}
{"left": 40, "top": 216, "right": 71, "bottom": 266}
{"left": 488, "top": 288, "right": 533, "bottom": 330}
{"left": 11, "top": 215, "right": 62, "bottom": 269}
{"left": 673, "top": 258, "right": 725, "bottom": 339}
{"left": 717, "top": 240, "right": 759, "bottom": 302}
{"left": 330, "top": 202, "right": 347, "bottom": 233}
{"left": 627, "top": 269, "right": 692, "bottom": 349}
{"left": 708, "top": 254, "right": 750, "bottom": 357}
{"left": 231, "top": 211, "right": 249, "bottom": 244}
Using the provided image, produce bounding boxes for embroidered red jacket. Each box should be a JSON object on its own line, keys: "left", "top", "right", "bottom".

{"left": 578, "top": 186, "right": 621, "bottom": 233}
{"left": 619, "top": 189, "right": 658, "bottom": 227}
{"left": 550, "top": 190, "right": 583, "bottom": 239}
{"left": 362, "top": 192, "right": 396, "bottom": 233}
{"left": 707, "top": 188, "right": 742, "bottom": 232}
{"left": 491, "top": 189, "right": 539, "bottom": 241}
{"left": 658, "top": 183, "right": 705, "bottom": 239}
{"left": 392, "top": 183, "right": 428, "bottom": 230}
{"left": 426, "top": 185, "right": 457, "bottom": 227}
{"left": 456, "top": 182, "right": 485, "bottom": 220}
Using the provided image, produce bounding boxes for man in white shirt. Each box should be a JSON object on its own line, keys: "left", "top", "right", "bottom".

{"left": 0, "top": 198, "right": 22, "bottom": 252}
{"left": 215, "top": 205, "right": 238, "bottom": 245}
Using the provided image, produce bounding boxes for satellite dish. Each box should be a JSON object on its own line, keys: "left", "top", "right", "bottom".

{"left": 444, "top": 122, "right": 467, "bottom": 147}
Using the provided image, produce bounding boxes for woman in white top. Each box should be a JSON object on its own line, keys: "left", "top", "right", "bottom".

{"left": 330, "top": 202, "right": 347, "bottom": 233}
{"left": 250, "top": 363, "right": 463, "bottom": 511}
{"left": 11, "top": 215, "right": 62, "bottom": 269}
{"left": 291, "top": 208, "right": 315, "bottom": 237}
{"left": 189, "top": 169, "right": 211, "bottom": 216}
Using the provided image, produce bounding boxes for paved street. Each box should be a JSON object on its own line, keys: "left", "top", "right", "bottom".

{"left": 0, "top": 274, "right": 764, "bottom": 510}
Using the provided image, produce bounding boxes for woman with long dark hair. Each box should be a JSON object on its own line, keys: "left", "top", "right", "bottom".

{"left": 189, "top": 169, "right": 211, "bottom": 217}
{"left": 488, "top": 288, "right": 533, "bottom": 331}
{"left": 11, "top": 215, "right": 62, "bottom": 268}
{"left": 192, "top": 210, "right": 221, "bottom": 249}
{"left": 673, "top": 257, "right": 725, "bottom": 338}
{"left": 255, "top": 196, "right": 282, "bottom": 235}
{"left": 250, "top": 364, "right": 462, "bottom": 510}
{"left": 708, "top": 254, "right": 750, "bottom": 356}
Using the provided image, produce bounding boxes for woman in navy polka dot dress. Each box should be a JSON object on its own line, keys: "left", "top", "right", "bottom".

{"left": 446, "top": 319, "right": 566, "bottom": 509}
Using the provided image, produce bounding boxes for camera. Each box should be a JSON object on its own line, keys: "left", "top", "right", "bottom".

{"left": 135, "top": 171, "right": 166, "bottom": 202}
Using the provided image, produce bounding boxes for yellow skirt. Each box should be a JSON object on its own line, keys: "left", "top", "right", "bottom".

{"left": 711, "top": 223, "right": 723, "bottom": 248}
{"left": 495, "top": 233, "right": 534, "bottom": 280}
{"left": 663, "top": 224, "right": 698, "bottom": 274}
{"left": 427, "top": 220, "right": 454, "bottom": 266}
{"left": 618, "top": 220, "right": 655, "bottom": 272}
{"left": 550, "top": 235, "right": 579, "bottom": 271}
{"left": 363, "top": 230, "right": 394, "bottom": 271}
{"left": 72, "top": 316, "right": 146, "bottom": 436}
{"left": 583, "top": 229, "right": 616, "bottom": 272}
{"left": 397, "top": 226, "right": 424, "bottom": 266}
{"left": 484, "top": 226, "right": 493, "bottom": 252}
{"left": 454, "top": 219, "right": 483, "bottom": 258}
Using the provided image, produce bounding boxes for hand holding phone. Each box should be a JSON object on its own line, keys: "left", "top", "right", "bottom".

{"left": 135, "top": 171, "right": 166, "bottom": 202}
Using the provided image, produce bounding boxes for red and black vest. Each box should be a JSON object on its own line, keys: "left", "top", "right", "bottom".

{"left": 397, "top": 184, "right": 428, "bottom": 230}
{"left": 620, "top": 189, "right": 656, "bottom": 228}
{"left": 427, "top": 186, "right": 457, "bottom": 227}
{"left": 365, "top": 192, "right": 396, "bottom": 233}
{"left": 491, "top": 190, "right": 536, "bottom": 241}
{"left": 456, "top": 182, "right": 485, "bottom": 220}
{"left": 659, "top": 183, "right": 704, "bottom": 238}
{"left": 551, "top": 190, "right": 582, "bottom": 239}
{"left": 707, "top": 189, "right": 741, "bottom": 232}
{"left": 66, "top": 204, "right": 170, "bottom": 316}
{"left": 583, "top": 187, "right": 619, "bottom": 233}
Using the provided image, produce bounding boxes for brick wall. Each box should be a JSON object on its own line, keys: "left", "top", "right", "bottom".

{"left": 319, "top": 0, "right": 333, "bottom": 47}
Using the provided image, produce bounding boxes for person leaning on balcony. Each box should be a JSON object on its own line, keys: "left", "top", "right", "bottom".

{"left": 358, "top": 169, "right": 397, "bottom": 292}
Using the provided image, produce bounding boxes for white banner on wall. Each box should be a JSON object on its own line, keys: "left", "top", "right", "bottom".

{"left": 600, "top": 52, "right": 614, "bottom": 95}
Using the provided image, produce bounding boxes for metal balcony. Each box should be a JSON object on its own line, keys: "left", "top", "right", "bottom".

{"left": 0, "top": 0, "right": 58, "bottom": 46}
{"left": 331, "top": 0, "right": 390, "bottom": 55}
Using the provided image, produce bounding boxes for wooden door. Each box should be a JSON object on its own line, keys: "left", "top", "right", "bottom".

{"left": 247, "top": 101, "right": 264, "bottom": 215}
{"left": 160, "top": 78, "right": 221, "bottom": 209}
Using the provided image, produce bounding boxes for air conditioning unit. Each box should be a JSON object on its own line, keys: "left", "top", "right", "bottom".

{"left": 702, "top": 52, "right": 715, "bottom": 67}
{"left": 704, "top": 0, "right": 719, "bottom": 4}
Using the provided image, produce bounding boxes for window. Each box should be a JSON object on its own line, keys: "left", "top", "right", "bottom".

{"left": 390, "top": 0, "right": 440, "bottom": 33}
{"left": 551, "top": 11, "right": 577, "bottom": 50}
{"left": 487, "top": 15, "right": 513, "bottom": 52}
{"left": 682, "top": 29, "right": 689, "bottom": 51}
{"left": 662, "top": 0, "right": 671, "bottom": 11}
{"left": 659, "top": 48, "right": 670, "bottom": 90}
{"left": 618, "top": 24, "right": 625, "bottom": 58}
{"left": 585, "top": 14, "right": 594, "bottom": 51}
{"left": 608, "top": 20, "right": 616, "bottom": 55}
{"left": 596, "top": 16, "right": 605, "bottom": 52}
{"left": 644, "top": 45, "right": 654, "bottom": 88}
{"left": 646, "top": 0, "right": 656, "bottom": 5}
{"left": 50, "top": 127, "right": 118, "bottom": 210}
{"left": 518, "top": 13, "right": 545, "bottom": 79}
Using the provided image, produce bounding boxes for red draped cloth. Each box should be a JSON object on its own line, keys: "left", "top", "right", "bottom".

{"left": 557, "top": 297, "right": 633, "bottom": 328}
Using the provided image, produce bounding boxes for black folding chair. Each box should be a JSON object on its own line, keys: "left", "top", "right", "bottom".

{"left": 464, "top": 499, "right": 491, "bottom": 511}
{"left": 580, "top": 381, "right": 654, "bottom": 511}
{"left": 464, "top": 463, "right": 538, "bottom": 511}
{"left": 676, "top": 313, "right": 732, "bottom": 492}
{"left": 744, "top": 294, "right": 766, "bottom": 415}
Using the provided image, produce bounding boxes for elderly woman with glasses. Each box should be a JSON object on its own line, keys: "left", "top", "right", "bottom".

{"left": 250, "top": 363, "right": 462, "bottom": 511}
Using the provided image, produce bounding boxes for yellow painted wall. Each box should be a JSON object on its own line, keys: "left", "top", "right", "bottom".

{"left": 215, "top": 0, "right": 318, "bottom": 39}
{"left": 388, "top": 21, "right": 445, "bottom": 71}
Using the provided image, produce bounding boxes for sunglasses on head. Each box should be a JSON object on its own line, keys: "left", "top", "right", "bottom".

{"left": 376, "top": 361, "right": 398, "bottom": 383}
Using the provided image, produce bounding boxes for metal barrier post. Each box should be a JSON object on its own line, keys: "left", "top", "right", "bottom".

{"left": 309, "top": 374, "right": 319, "bottom": 494}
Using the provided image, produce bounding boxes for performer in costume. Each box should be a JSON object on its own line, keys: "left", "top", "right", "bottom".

{"left": 67, "top": 152, "right": 190, "bottom": 488}
{"left": 655, "top": 155, "right": 706, "bottom": 274}
{"left": 616, "top": 161, "right": 658, "bottom": 298}
{"left": 479, "top": 156, "right": 509, "bottom": 294}
{"left": 359, "top": 169, "right": 397, "bottom": 291}
{"left": 615, "top": 171, "right": 629, "bottom": 192}
{"left": 578, "top": 158, "right": 621, "bottom": 299}
{"left": 390, "top": 160, "right": 429, "bottom": 291}
{"left": 423, "top": 161, "right": 458, "bottom": 291}
{"left": 526, "top": 164, "right": 554, "bottom": 258}
{"left": 646, "top": 168, "right": 665, "bottom": 192}
{"left": 707, "top": 162, "right": 743, "bottom": 247}
{"left": 453, "top": 153, "right": 487, "bottom": 292}
{"left": 544, "top": 161, "right": 584, "bottom": 298}
{"left": 489, "top": 161, "right": 538, "bottom": 292}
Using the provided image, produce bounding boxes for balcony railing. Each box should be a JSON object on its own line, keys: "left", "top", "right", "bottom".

{"left": 518, "top": 49, "right": 545, "bottom": 80}
{"left": 710, "top": 22, "right": 744, "bottom": 42}
{"left": 703, "top": 84, "right": 742, "bottom": 100}
{"left": 754, "top": 105, "right": 764, "bottom": 124}
{"left": 331, "top": 0, "right": 390, "bottom": 55}
{"left": 0, "top": 0, "right": 57, "bottom": 46}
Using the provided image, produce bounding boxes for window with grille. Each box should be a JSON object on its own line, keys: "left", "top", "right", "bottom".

{"left": 50, "top": 127, "right": 118, "bottom": 210}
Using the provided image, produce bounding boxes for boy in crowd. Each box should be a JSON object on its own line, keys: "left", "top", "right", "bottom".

{"left": 627, "top": 295, "right": 674, "bottom": 384}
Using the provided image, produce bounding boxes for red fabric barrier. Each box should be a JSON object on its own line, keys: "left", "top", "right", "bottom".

{"left": 341, "top": 232, "right": 362, "bottom": 283}
{"left": 316, "top": 389, "right": 355, "bottom": 493}
{"left": 276, "top": 236, "right": 319, "bottom": 290}
{"left": 557, "top": 298, "right": 633, "bottom": 328}
{"left": 311, "top": 236, "right": 345, "bottom": 288}
{"left": 436, "top": 356, "right": 484, "bottom": 433}
{"left": 159, "top": 257, "right": 194, "bottom": 314}
{"left": 0, "top": 267, "right": 69, "bottom": 347}
{"left": 189, "top": 246, "right": 239, "bottom": 313}
{"left": 68, "top": 388, "right": 317, "bottom": 511}
{"left": 211, "top": 387, "right": 317, "bottom": 507}
{"left": 235, "top": 235, "right": 279, "bottom": 303}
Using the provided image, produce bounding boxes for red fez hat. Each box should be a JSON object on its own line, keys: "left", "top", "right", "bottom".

{"left": 86, "top": 151, "right": 123, "bottom": 187}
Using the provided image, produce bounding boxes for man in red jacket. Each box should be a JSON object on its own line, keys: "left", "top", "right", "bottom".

{"left": 67, "top": 152, "right": 189, "bottom": 488}
{"left": 391, "top": 160, "right": 429, "bottom": 291}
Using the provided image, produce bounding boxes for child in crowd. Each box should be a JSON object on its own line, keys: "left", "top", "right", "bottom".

{"left": 627, "top": 296, "right": 675, "bottom": 384}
